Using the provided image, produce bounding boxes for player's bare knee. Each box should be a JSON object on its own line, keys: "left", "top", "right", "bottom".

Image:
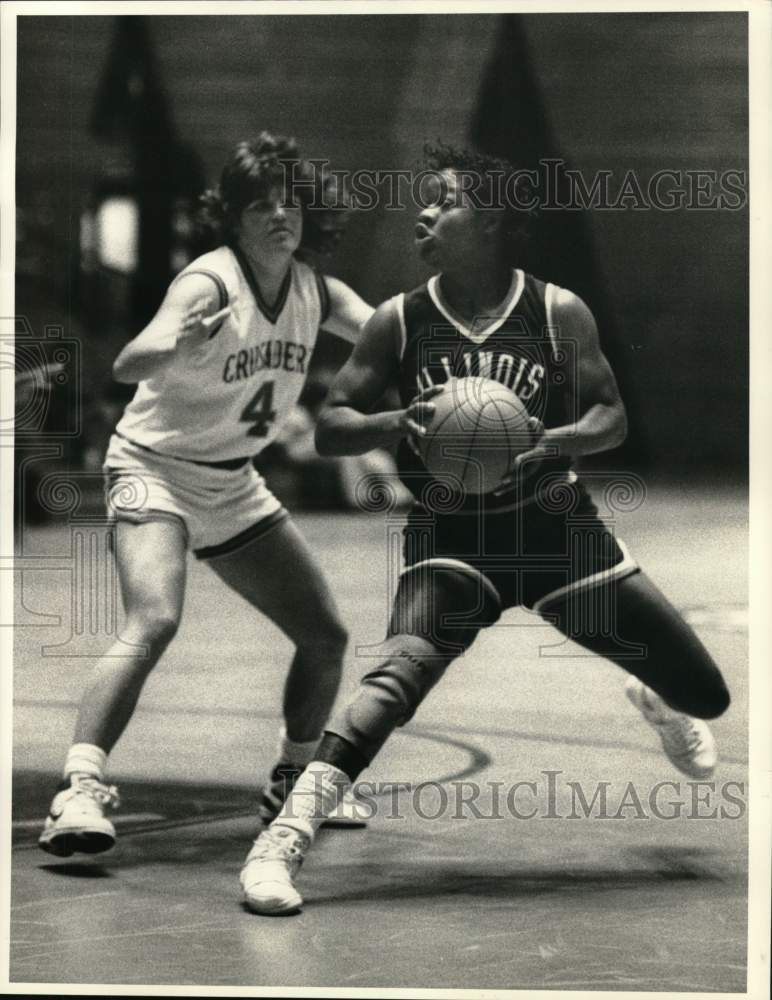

{"left": 326, "top": 615, "right": 349, "bottom": 652}
{"left": 128, "top": 608, "right": 180, "bottom": 653}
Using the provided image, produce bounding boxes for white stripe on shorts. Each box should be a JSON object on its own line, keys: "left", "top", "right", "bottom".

{"left": 532, "top": 539, "right": 639, "bottom": 613}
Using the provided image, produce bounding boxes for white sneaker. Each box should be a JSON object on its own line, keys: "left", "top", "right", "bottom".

{"left": 240, "top": 826, "right": 309, "bottom": 915}
{"left": 38, "top": 777, "right": 120, "bottom": 857}
{"left": 625, "top": 676, "right": 717, "bottom": 779}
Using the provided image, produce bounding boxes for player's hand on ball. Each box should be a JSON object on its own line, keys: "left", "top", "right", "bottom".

{"left": 400, "top": 384, "right": 444, "bottom": 452}
{"left": 493, "top": 417, "right": 547, "bottom": 494}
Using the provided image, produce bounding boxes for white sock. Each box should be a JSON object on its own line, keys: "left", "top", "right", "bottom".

{"left": 64, "top": 743, "right": 107, "bottom": 782}
{"left": 271, "top": 761, "right": 350, "bottom": 840}
{"left": 276, "top": 726, "right": 319, "bottom": 769}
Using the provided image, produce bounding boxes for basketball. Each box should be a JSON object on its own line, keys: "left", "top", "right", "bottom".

{"left": 418, "top": 377, "right": 535, "bottom": 494}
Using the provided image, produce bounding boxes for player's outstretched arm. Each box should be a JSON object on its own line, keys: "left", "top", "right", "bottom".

{"left": 315, "top": 299, "right": 442, "bottom": 456}
{"left": 320, "top": 275, "right": 374, "bottom": 343}
{"left": 112, "top": 274, "right": 229, "bottom": 384}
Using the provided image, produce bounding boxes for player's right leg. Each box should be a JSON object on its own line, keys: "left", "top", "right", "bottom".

{"left": 39, "top": 517, "right": 188, "bottom": 857}
{"left": 239, "top": 558, "right": 501, "bottom": 914}
{"left": 536, "top": 566, "right": 730, "bottom": 778}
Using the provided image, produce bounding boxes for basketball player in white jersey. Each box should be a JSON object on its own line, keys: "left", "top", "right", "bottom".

{"left": 39, "top": 134, "right": 373, "bottom": 857}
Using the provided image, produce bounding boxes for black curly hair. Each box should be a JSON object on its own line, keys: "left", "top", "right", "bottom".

{"left": 197, "top": 132, "right": 350, "bottom": 258}
{"left": 422, "top": 141, "right": 537, "bottom": 265}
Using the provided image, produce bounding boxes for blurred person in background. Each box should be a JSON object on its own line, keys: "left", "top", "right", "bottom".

{"left": 14, "top": 361, "right": 64, "bottom": 409}
{"left": 269, "top": 364, "right": 412, "bottom": 510}
{"left": 39, "top": 133, "right": 373, "bottom": 859}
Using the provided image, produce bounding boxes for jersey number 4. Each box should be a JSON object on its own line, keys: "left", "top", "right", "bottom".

{"left": 240, "top": 381, "right": 277, "bottom": 438}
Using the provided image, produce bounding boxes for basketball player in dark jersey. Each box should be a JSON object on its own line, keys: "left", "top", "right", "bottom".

{"left": 239, "top": 146, "right": 731, "bottom": 914}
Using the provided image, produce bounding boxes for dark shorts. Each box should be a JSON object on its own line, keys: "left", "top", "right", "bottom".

{"left": 402, "top": 483, "right": 638, "bottom": 612}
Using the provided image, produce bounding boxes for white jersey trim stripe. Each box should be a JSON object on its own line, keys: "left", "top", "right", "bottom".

{"left": 544, "top": 281, "right": 560, "bottom": 362}
{"left": 427, "top": 269, "right": 525, "bottom": 345}
{"left": 175, "top": 267, "right": 228, "bottom": 310}
{"left": 394, "top": 293, "right": 407, "bottom": 360}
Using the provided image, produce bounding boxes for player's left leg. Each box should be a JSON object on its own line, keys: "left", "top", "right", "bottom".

{"left": 537, "top": 569, "right": 730, "bottom": 776}
{"left": 39, "top": 516, "right": 189, "bottom": 857}
{"left": 204, "top": 515, "right": 360, "bottom": 823}
{"left": 239, "top": 558, "right": 502, "bottom": 915}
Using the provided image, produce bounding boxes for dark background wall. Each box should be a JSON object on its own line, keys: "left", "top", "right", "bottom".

{"left": 16, "top": 12, "right": 747, "bottom": 472}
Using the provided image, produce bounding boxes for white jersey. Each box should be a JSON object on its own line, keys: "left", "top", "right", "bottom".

{"left": 115, "top": 246, "right": 329, "bottom": 462}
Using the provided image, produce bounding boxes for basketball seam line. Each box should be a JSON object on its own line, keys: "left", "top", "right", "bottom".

{"left": 489, "top": 396, "right": 514, "bottom": 476}
{"left": 421, "top": 390, "right": 465, "bottom": 472}
{"left": 460, "top": 408, "right": 484, "bottom": 488}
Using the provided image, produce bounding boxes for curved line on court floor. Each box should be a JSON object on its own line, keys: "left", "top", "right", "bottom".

{"left": 413, "top": 720, "right": 749, "bottom": 766}
{"left": 11, "top": 717, "right": 747, "bottom": 851}
{"left": 13, "top": 697, "right": 749, "bottom": 766}
{"left": 11, "top": 729, "right": 492, "bottom": 850}
{"left": 366, "top": 728, "right": 493, "bottom": 795}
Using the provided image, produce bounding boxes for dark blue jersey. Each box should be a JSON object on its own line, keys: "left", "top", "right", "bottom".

{"left": 394, "top": 269, "right": 575, "bottom": 512}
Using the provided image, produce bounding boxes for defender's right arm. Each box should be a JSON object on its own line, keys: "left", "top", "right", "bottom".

{"left": 315, "top": 298, "right": 442, "bottom": 456}
{"left": 112, "top": 274, "right": 229, "bottom": 384}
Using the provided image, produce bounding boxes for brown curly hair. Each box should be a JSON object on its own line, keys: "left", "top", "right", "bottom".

{"left": 197, "top": 132, "right": 350, "bottom": 258}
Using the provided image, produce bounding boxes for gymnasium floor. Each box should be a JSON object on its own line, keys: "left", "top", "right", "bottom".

{"left": 8, "top": 482, "right": 749, "bottom": 992}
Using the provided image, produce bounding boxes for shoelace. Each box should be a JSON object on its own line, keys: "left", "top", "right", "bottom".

{"left": 250, "top": 829, "right": 307, "bottom": 864}
{"left": 661, "top": 718, "right": 704, "bottom": 754}
{"left": 73, "top": 778, "right": 121, "bottom": 810}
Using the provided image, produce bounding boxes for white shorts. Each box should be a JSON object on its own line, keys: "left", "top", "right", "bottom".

{"left": 103, "top": 434, "right": 287, "bottom": 559}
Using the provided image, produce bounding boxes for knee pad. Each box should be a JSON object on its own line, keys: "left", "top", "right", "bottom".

{"left": 327, "top": 638, "right": 450, "bottom": 761}
{"left": 391, "top": 558, "right": 502, "bottom": 654}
